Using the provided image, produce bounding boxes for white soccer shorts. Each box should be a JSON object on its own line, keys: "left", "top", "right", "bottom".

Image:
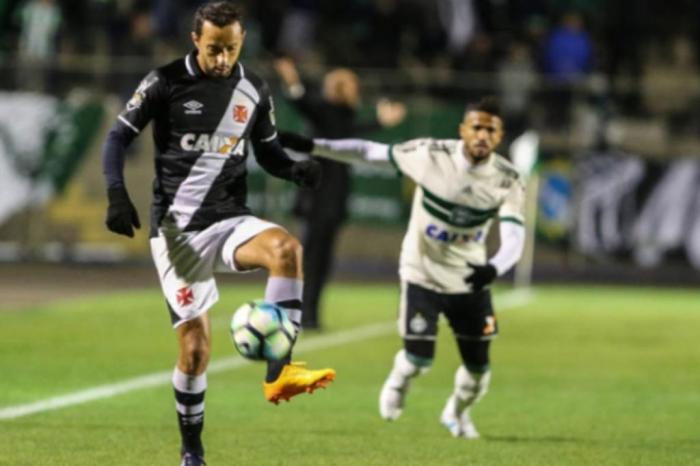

{"left": 150, "top": 215, "right": 281, "bottom": 327}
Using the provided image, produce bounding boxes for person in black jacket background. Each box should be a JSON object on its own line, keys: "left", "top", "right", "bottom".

{"left": 274, "top": 57, "right": 405, "bottom": 329}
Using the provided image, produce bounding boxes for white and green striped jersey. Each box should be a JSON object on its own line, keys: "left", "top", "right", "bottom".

{"left": 389, "top": 138, "right": 525, "bottom": 293}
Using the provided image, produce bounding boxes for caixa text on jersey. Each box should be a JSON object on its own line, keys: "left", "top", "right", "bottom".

{"left": 425, "top": 224, "right": 484, "bottom": 244}
{"left": 180, "top": 133, "right": 246, "bottom": 156}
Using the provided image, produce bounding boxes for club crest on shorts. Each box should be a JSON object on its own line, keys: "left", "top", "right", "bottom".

{"left": 233, "top": 104, "right": 248, "bottom": 123}
{"left": 483, "top": 316, "right": 496, "bottom": 335}
{"left": 409, "top": 312, "right": 428, "bottom": 333}
{"left": 176, "top": 287, "right": 194, "bottom": 306}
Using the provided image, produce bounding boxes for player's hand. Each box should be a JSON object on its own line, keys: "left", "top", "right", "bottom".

{"left": 465, "top": 262, "right": 497, "bottom": 292}
{"left": 105, "top": 186, "right": 141, "bottom": 238}
{"left": 290, "top": 159, "right": 322, "bottom": 189}
{"left": 376, "top": 99, "right": 406, "bottom": 127}
{"left": 273, "top": 57, "right": 301, "bottom": 87}
{"left": 279, "top": 131, "right": 315, "bottom": 153}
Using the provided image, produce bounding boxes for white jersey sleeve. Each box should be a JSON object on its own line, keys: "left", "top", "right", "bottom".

{"left": 489, "top": 221, "right": 526, "bottom": 275}
{"left": 498, "top": 177, "right": 526, "bottom": 225}
{"left": 312, "top": 138, "right": 390, "bottom": 165}
{"left": 389, "top": 138, "right": 435, "bottom": 183}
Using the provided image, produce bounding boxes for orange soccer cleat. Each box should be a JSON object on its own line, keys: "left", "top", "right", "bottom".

{"left": 263, "top": 362, "right": 336, "bottom": 404}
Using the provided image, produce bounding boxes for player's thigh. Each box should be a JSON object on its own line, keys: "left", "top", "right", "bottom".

{"left": 399, "top": 282, "right": 442, "bottom": 357}
{"left": 151, "top": 231, "right": 220, "bottom": 328}
{"left": 232, "top": 226, "right": 302, "bottom": 272}
{"left": 443, "top": 289, "right": 498, "bottom": 342}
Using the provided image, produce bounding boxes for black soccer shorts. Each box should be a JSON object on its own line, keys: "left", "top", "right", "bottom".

{"left": 398, "top": 282, "right": 498, "bottom": 341}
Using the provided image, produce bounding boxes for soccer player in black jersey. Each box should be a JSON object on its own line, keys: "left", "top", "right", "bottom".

{"left": 101, "top": 3, "right": 335, "bottom": 465}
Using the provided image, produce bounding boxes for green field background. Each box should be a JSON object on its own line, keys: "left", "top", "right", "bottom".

{"left": 1, "top": 285, "right": 699, "bottom": 465}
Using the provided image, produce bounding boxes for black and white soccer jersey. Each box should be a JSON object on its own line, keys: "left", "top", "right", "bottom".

{"left": 114, "top": 52, "right": 281, "bottom": 235}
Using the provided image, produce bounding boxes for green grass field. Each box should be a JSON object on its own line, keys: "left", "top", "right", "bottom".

{"left": 1, "top": 284, "right": 699, "bottom": 466}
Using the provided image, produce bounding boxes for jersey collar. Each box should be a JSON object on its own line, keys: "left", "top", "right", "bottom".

{"left": 184, "top": 50, "right": 244, "bottom": 81}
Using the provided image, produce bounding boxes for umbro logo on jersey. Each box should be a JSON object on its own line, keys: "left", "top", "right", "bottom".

{"left": 183, "top": 100, "right": 204, "bottom": 115}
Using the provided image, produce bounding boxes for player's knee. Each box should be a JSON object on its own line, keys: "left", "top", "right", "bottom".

{"left": 403, "top": 340, "right": 434, "bottom": 374}
{"left": 180, "top": 338, "right": 211, "bottom": 374}
{"left": 397, "top": 349, "right": 432, "bottom": 377}
{"left": 268, "top": 235, "right": 302, "bottom": 272}
{"left": 455, "top": 365, "right": 491, "bottom": 400}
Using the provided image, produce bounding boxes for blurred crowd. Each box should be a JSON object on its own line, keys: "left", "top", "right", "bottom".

{"left": 2, "top": 0, "right": 700, "bottom": 143}
{"left": 3, "top": 1, "right": 700, "bottom": 72}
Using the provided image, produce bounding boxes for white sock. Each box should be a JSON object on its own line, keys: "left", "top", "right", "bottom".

{"left": 454, "top": 366, "right": 491, "bottom": 413}
{"left": 386, "top": 349, "right": 425, "bottom": 389}
{"left": 264, "top": 277, "right": 303, "bottom": 332}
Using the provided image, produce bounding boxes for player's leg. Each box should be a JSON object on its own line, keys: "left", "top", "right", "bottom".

{"left": 379, "top": 282, "right": 440, "bottom": 420}
{"left": 173, "top": 313, "right": 211, "bottom": 463}
{"left": 440, "top": 289, "right": 497, "bottom": 439}
{"left": 151, "top": 227, "right": 221, "bottom": 466}
{"left": 233, "top": 226, "right": 335, "bottom": 403}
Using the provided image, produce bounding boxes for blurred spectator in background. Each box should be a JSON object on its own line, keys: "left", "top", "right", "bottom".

{"left": 18, "top": 0, "right": 61, "bottom": 62}
{"left": 247, "top": 0, "right": 286, "bottom": 56}
{"left": 274, "top": 57, "right": 406, "bottom": 329}
{"left": 360, "top": 0, "right": 404, "bottom": 69}
{"left": 602, "top": 0, "right": 647, "bottom": 114}
{"left": 17, "top": 0, "right": 61, "bottom": 91}
{"left": 542, "top": 11, "right": 593, "bottom": 128}
{"left": 437, "top": 0, "right": 478, "bottom": 61}
{"left": 498, "top": 40, "right": 537, "bottom": 141}
{"left": 276, "top": 0, "right": 318, "bottom": 61}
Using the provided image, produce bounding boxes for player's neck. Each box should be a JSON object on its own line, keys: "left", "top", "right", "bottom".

{"left": 463, "top": 150, "right": 491, "bottom": 167}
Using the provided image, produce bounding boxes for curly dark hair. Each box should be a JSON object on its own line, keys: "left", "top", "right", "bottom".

{"left": 193, "top": 1, "right": 244, "bottom": 36}
{"left": 466, "top": 96, "right": 501, "bottom": 117}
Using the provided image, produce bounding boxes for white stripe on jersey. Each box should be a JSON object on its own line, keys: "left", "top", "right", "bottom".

{"left": 260, "top": 131, "right": 277, "bottom": 143}
{"left": 168, "top": 75, "right": 261, "bottom": 230}
{"left": 118, "top": 115, "right": 140, "bottom": 134}
{"left": 185, "top": 54, "right": 196, "bottom": 76}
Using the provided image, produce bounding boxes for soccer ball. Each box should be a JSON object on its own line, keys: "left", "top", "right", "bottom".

{"left": 230, "top": 300, "right": 295, "bottom": 361}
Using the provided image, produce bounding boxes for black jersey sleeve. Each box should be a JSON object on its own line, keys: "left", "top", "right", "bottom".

{"left": 250, "top": 82, "right": 278, "bottom": 143}
{"left": 252, "top": 136, "right": 296, "bottom": 181}
{"left": 117, "top": 70, "right": 166, "bottom": 135}
{"left": 103, "top": 70, "right": 165, "bottom": 189}
{"left": 249, "top": 82, "right": 296, "bottom": 180}
{"left": 102, "top": 123, "right": 137, "bottom": 189}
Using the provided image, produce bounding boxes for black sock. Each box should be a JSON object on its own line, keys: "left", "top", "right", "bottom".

{"left": 172, "top": 369, "right": 206, "bottom": 456}
{"left": 266, "top": 353, "right": 292, "bottom": 382}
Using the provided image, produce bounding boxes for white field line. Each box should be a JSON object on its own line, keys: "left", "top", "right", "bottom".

{"left": 0, "top": 289, "right": 533, "bottom": 421}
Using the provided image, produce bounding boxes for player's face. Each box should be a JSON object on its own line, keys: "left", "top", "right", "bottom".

{"left": 192, "top": 20, "right": 245, "bottom": 78}
{"left": 459, "top": 111, "right": 504, "bottom": 163}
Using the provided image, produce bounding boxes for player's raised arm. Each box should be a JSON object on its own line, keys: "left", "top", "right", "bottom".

{"left": 280, "top": 131, "right": 435, "bottom": 184}
{"left": 102, "top": 70, "right": 165, "bottom": 237}
{"left": 279, "top": 131, "right": 391, "bottom": 166}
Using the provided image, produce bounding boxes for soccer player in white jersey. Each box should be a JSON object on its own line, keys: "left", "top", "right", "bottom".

{"left": 279, "top": 98, "right": 526, "bottom": 439}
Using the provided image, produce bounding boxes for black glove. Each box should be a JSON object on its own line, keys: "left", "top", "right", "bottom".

{"left": 465, "top": 262, "right": 497, "bottom": 292}
{"left": 279, "top": 131, "right": 315, "bottom": 153}
{"left": 290, "top": 159, "right": 322, "bottom": 189}
{"left": 105, "top": 186, "right": 141, "bottom": 238}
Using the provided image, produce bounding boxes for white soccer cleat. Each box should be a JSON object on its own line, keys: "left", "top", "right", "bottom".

{"left": 379, "top": 379, "right": 408, "bottom": 421}
{"left": 440, "top": 395, "right": 480, "bottom": 439}
{"left": 459, "top": 412, "right": 481, "bottom": 439}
